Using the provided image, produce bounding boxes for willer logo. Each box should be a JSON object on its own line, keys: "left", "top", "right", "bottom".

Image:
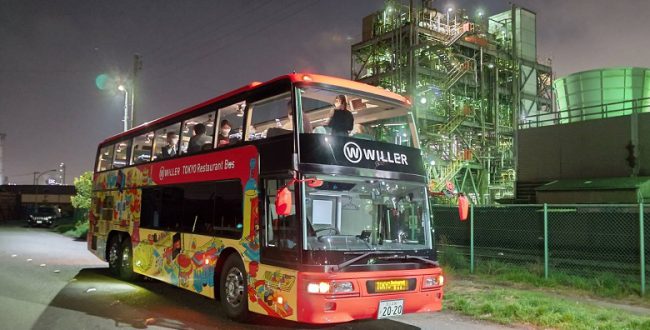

{"left": 342, "top": 141, "right": 409, "bottom": 165}
{"left": 343, "top": 142, "right": 363, "bottom": 163}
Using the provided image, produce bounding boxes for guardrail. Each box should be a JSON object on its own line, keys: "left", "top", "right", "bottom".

{"left": 520, "top": 97, "right": 650, "bottom": 129}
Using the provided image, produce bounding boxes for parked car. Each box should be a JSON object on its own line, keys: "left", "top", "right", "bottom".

{"left": 28, "top": 206, "right": 61, "bottom": 227}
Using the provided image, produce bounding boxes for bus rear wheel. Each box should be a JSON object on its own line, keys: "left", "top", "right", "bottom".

{"left": 118, "top": 239, "right": 141, "bottom": 281}
{"left": 107, "top": 236, "right": 121, "bottom": 276}
{"left": 220, "top": 254, "right": 248, "bottom": 320}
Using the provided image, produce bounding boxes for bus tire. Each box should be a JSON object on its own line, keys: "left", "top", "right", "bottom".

{"left": 118, "top": 238, "right": 141, "bottom": 281}
{"left": 219, "top": 254, "right": 248, "bottom": 320}
{"left": 107, "top": 236, "right": 122, "bottom": 276}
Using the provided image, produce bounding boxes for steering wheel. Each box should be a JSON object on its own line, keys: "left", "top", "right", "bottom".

{"left": 314, "top": 227, "right": 339, "bottom": 236}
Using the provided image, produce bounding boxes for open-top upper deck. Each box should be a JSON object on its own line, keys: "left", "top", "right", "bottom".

{"left": 94, "top": 72, "right": 425, "bottom": 185}
{"left": 101, "top": 73, "right": 410, "bottom": 145}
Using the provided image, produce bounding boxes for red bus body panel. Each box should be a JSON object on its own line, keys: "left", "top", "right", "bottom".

{"left": 297, "top": 268, "right": 443, "bottom": 323}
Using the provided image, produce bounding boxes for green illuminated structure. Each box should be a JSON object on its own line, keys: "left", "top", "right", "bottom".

{"left": 552, "top": 67, "right": 650, "bottom": 123}
{"left": 351, "top": 0, "right": 553, "bottom": 203}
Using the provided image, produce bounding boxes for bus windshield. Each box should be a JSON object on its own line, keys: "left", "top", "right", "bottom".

{"left": 298, "top": 86, "right": 416, "bottom": 147}
{"left": 303, "top": 175, "right": 431, "bottom": 252}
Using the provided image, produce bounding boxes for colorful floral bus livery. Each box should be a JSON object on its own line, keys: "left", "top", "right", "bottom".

{"left": 88, "top": 73, "right": 444, "bottom": 324}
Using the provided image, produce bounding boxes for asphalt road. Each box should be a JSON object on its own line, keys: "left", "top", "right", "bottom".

{"left": 0, "top": 221, "right": 514, "bottom": 330}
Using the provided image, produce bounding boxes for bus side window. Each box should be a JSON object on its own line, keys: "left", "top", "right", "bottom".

{"left": 180, "top": 182, "right": 216, "bottom": 235}
{"left": 180, "top": 111, "right": 216, "bottom": 155}
{"left": 131, "top": 132, "right": 154, "bottom": 164}
{"left": 215, "top": 102, "right": 245, "bottom": 148}
{"left": 97, "top": 145, "right": 115, "bottom": 171}
{"left": 213, "top": 180, "right": 243, "bottom": 238}
{"left": 113, "top": 140, "right": 131, "bottom": 169}
{"left": 152, "top": 123, "right": 181, "bottom": 161}
{"left": 140, "top": 188, "right": 158, "bottom": 228}
{"left": 247, "top": 94, "right": 292, "bottom": 141}
{"left": 140, "top": 187, "right": 182, "bottom": 230}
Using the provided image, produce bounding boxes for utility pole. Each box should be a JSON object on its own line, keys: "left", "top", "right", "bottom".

{"left": 130, "top": 54, "right": 143, "bottom": 129}
{"left": 0, "top": 133, "right": 5, "bottom": 185}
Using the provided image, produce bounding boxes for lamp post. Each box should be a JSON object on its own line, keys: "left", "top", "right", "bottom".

{"left": 118, "top": 84, "right": 130, "bottom": 131}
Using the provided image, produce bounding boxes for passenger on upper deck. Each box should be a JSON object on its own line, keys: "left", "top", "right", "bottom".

{"left": 327, "top": 94, "right": 354, "bottom": 136}
{"left": 187, "top": 123, "right": 212, "bottom": 153}
{"left": 282, "top": 101, "right": 312, "bottom": 133}
{"left": 217, "top": 120, "right": 231, "bottom": 147}
{"left": 160, "top": 132, "right": 179, "bottom": 159}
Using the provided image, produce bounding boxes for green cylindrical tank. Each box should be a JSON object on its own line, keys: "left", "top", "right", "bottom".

{"left": 553, "top": 67, "right": 650, "bottom": 123}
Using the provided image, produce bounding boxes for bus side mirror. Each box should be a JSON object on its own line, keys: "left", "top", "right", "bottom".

{"left": 275, "top": 187, "right": 293, "bottom": 216}
{"left": 306, "top": 178, "right": 323, "bottom": 188}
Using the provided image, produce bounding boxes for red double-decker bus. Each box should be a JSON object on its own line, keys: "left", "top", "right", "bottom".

{"left": 88, "top": 73, "right": 444, "bottom": 323}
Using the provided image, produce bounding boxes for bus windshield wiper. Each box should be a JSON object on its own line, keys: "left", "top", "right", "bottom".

{"left": 376, "top": 254, "right": 439, "bottom": 267}
{"left": 334, "top": 251, "right": 402, "bottom": 272}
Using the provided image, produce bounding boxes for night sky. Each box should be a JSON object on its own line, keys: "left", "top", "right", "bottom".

{"left": 1, "top": 0, "right": 649, "bottom": 184}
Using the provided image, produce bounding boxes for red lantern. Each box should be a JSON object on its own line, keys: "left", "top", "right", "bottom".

{"left": 458, "top": 193, "right": 469, "bottom": 221}
{"left": 275, "top": 187, "right": 293, "bottom": 216}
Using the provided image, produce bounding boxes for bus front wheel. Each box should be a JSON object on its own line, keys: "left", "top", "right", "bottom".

{"left": 220, "top": 254, "right": 248, "bottom": 320}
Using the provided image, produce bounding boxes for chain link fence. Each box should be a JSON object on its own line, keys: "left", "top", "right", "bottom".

{"left": 433, "top": 204, "right": 648, "bottom": 296}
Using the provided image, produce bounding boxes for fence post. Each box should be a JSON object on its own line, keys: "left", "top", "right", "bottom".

{"left": 544, "top": 203, "right": 549, "bottom": 279}
{"left": 470, "top": 204, "right": 474, "bottom": 274}
{"left": 641, "top": 203, "right": 646, "bottom": 296}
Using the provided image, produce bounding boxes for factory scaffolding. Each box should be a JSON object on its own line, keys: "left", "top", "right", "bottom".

{"left": 351, "top": 0, "right": 553, "bottom": 204}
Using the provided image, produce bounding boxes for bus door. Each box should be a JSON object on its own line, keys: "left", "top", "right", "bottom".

{"left": 177, "top": 180, "right": 244, "bottom": 298}
{"left": 178, "top": 181, "right": 220, "bottom": 298}
{"left": 135, "top": 186, "right": 182, "bottom": 285}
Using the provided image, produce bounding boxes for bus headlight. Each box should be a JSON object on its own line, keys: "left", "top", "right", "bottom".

{"left": 307, "top": 282, "right": 330, "bottom": 294}
{"left": 422, "top": 275, "right": 444, "bottom": 289}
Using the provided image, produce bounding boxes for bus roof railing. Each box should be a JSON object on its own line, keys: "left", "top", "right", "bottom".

{"left": 101, "top": 73, "right": 409, "bottom": 145}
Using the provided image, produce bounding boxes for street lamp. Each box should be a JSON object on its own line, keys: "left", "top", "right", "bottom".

{"left": 118, "top": 84, "right": 129, "bottom": 132}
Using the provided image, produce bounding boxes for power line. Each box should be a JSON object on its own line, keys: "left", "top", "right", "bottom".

{"left": 150, "top": 1, "right": 317, "bottom": 81}
{"left": 6, "top": 172, "right": 37, "bottom": 178}
{"left": 150, "top": 1, "right": 300, "bottom": 68}
{"left": 144, "top": 2, "right": 276, "bottom": 61}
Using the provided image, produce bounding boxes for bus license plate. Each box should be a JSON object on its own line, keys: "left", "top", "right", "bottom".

{"left": 37, "top": 220, "right": 42, "bottom": 224}
{"left": 377, "top": 299, "right": 404, "bottom": 319}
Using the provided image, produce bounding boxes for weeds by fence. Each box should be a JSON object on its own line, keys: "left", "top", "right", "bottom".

{"left": 433, "top": 204, "right": 648, "bottom": 296}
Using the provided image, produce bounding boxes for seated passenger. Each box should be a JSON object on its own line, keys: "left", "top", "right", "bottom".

{"left": 187, "top": 123, "right": 212, "bottom": 154}
{"left": 160, "top": 132, "right": 179, "bottom": 158}
{"left": 217, "top": 120, "right": 231, "bottom": 147}
{"left": 327, "top": 95, "right": 354, "bottom": 136}
{"left": 282, "top": 101, "right": 313, "bottom": 133}
{"left": 351, "top": 123, "right": 373, "bottom": 140}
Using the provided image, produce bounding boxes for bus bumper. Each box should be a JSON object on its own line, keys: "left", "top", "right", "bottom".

{"left": 296, "top": 269, "right": 444, "bottom": 324}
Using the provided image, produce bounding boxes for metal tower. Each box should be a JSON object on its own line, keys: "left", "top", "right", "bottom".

{"left": 351, "top": 0, "right": 553, "bottom": 204}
